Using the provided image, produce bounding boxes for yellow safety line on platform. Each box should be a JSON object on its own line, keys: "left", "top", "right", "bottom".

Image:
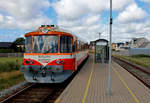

{"left": 82, "top": 54, "right": 94, "bottom": 103}
{"left": 112, "top": 66, "right": 140, "bottom": 103}
{"left": 54, "top": 98, "right": 60, "bottom": 103}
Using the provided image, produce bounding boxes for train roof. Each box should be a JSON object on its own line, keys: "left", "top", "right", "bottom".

{"left": 25, "top": 25, "right": 87, "bottom": 43}
{"left": 25, "top": 25, "right": 75, "bottom": 37}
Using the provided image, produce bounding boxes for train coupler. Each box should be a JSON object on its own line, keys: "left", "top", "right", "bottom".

{"left": 41, "top": 69, "right": 46, "bottom": 77}
{"left": 33, "top": 71, "right": 38, "bottom": 80}
{"left": 50, "top": 72, "right": 55, "bottom": 81}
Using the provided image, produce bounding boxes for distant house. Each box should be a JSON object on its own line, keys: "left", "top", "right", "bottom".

{"left": 0, "top": 42, "right": 12, "bottom": 49}
{"left": 128, "top": 37, "right": 150, "bottom": 56}
{"left": 10, "top": 40, "right": 25, "bottom": 52}
{"left": 115, "top": 42, "right": 124, "bottom": 50}
{"left": 138, "top": 42, "right": 150, "bottom": 48}
{"left": 130, "top": 37, "right": 149, "bottom": 48}
{"left": 0, "top": 41, "right": 25, "bottom": 53}
{"left": 0, "top": 42, "right": 13, "bottom": 53}
{"left": 15, "top": 41, "right": 25, "bottom": 48}
{"left": 112, "top": 43, "right": 117, "bottom": 50}
{"left": 89, "top": 41, "right": 95, "bottom": 50}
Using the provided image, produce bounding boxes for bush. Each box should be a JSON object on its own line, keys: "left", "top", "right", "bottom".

{"left": 131, "top": 54, "right": 150, "bottom": 58}
{"left": 0, "top": 74, "right": 24, "bottom": 91}
{"left": 0, "top": 62, "right": 18, "bottom": 72}
{"left": 0, "top": 58, "right": 23, "bottom": 72}
{"left": 115, "top": 55, "right": 150, "bottom": 69}
{"left": 0, "top": 49, "right": 14, "bottom": 53}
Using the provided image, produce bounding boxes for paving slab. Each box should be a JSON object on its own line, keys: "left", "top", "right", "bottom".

{"left": 55, "top": 55, "right": 150, "bottom": 103}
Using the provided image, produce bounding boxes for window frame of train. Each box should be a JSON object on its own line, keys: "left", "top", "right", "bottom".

{"left": 60, "top": 35, "right": 73, "bottom": 53}
{"left": 25, "top": 35, "right": 58, "bottom": 53}
{"left": 94, "top": 39, "right": 109, "bottom": 63}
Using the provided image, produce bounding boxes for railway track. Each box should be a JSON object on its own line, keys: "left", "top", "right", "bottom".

{"left": 0, "top": 74, "right": 74, "bottom": 103}
{"left": 113, "top": 56, "right": 150, "bottom": 89}
{"left": 0, "top": 83, "right": 65, "bottom": 103}
{"left": 0, "top": 56, "right": 89, "bottom": 103}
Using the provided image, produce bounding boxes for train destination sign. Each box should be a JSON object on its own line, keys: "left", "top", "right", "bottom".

{"left": 38, "top": 55, "right": 51, "bottom": 63}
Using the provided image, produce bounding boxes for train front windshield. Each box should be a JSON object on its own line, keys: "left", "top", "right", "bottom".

{"left": 25, "top": 35, "right": 58, "bottom": 53}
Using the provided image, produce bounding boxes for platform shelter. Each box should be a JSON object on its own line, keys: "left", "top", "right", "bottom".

{"left": 94, "top": 39, "right": 109, "bottom": 63}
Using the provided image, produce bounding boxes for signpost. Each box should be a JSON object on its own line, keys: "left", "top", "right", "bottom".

{"left": 108, "top": 0, "right": 113, "bottom": 96}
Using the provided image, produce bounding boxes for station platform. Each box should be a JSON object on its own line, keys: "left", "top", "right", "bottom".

{"left": 55, "top": 55, "right": 150, "bottom": 103}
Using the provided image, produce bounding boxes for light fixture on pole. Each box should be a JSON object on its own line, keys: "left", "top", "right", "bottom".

{"left": 108, "top": 0, "right": 113, "bottom": 96}
{"left": 99, "top": 33, "right": 101, "bottom": 39}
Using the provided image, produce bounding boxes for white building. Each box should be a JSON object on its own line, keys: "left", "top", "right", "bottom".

{"left": 130, "top": 37, "right": 150, "bottom": 48}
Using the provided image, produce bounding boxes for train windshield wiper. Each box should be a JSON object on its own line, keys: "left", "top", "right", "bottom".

{"left": 44, "top": 45, "right": 57, "bottom": 53}
{"left": 44, "top": 48, "right": 53, "bottom": 54}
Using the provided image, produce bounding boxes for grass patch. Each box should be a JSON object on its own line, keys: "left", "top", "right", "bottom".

{"left": 113, "top": 55, "right": 150, "bottom": 69}
{"left": 0, "top": 57, "right": 23, "bottom": 72}
{"left": 131, "top": 54, "right": 150, "bottom": 58}
{"left": 0, "top": 57, "right": 24, "bottom": 91}
{"left": 0, "top": 72, "right": 24, "bottom": 91}
{"left": 0, "top": 49, "right": 14, "bottom": 53}
{"left": 0, "top": 71, "right": 22, "bottom": 79}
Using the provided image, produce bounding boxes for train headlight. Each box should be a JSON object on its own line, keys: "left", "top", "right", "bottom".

{"left": 56, "top": 68, "right": 60, "bottom": 71}
{"left": 60, "top": 60, "right": 64, "bottom": 64}
{"left": 40, "top": 28, "right": 49, "bottom": 33}
{"left": 56, "top": 60, "right": 60, "bottom": 64}
{"left": 30, "top": 60, "right": 34, "bottom": 64}
{"left": 25, "top": 60, "right": 30, "bottom": 64}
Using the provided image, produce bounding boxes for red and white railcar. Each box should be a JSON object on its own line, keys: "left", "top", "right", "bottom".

{"left": 20, "top": 25, "right": 89, "bottom": 83}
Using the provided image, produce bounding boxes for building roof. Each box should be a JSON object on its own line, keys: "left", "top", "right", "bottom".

{"left": 139, "top": 42, "right": 150, "bottom": 48}
{"left": 94, "top": 39, "right": 108, "bottom": 43}
{"left": 132, "top": 37, "right": 149, "bottom": 43}
{"left": 0, "top": 42, "right": 12, "bottom": 48}
{"left": 15, "top": 41, "right": 25, "bottom": 45}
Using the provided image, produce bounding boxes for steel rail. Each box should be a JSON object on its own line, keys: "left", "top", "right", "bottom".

{"left": 113, "top": 56, "right": 150, "bottom": 75}
{"left": 113, "top": 56, "right": 150, "bottom": 89}
{"left": 0, "top": 83, "right": 35, "bottom": 103}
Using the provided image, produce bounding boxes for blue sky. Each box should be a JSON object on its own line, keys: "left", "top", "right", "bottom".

{"left": 0, "top": 0, "right": 150, "bottom": 42}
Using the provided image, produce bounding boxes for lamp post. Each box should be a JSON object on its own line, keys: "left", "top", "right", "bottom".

{"left": 108, "top": 0, "right": 113, "bottom": 96}
{"left": 99, "top": 33, "right": 101, "bottom": 39}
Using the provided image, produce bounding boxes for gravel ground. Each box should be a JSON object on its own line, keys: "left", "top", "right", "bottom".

{"left": 0, "top": 81, "right": 27, "bottom": 98}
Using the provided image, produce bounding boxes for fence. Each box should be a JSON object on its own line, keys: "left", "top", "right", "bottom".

{"left": 129, "top": 48, "right": 150, "bottom": 56}
{"left": 0, "top": 53, "right": 23, "bottom": 57}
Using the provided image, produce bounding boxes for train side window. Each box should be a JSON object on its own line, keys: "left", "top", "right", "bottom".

{"left": 60, "top": 36, "right": 72, "bottom": 53}
{"left": 77, "top": 40, "right": 80, "bottom": 51}
{"left": 73, "top": 40, "right": 76, "bottom": 52}
{"left": 25, "top": 36, "right": 32, "bottom": 53}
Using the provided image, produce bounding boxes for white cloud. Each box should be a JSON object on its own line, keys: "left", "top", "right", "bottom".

{"left": 140, "top": 0, "right": 150, "bottom": 3}
{"left": 0, "top": 15, "right": 52, "bottom": 30}
{"left": 84, "top": 15, "right": 100, "bottom": 25}
{"left": 0, "top": 0, "right": 50, "bottom": 20}
{"left": 112, "top": 3, "right": 150, "bottom": 42}
{"left": 0, "top": 14, "right": 4, "bottom": 22}
{"left": 17, "top": 16, "right": 52, "bottom": 30}
{"left": 1, "top": 0, "right": 149, "bottom": 43}
{"left": 53, "top": 0, "right": 133, "bottom": 20}
{"left": 112, "top": 20, "right": 150, "bottom": 42}
{"left": 117, "top": 3, "right": 147, "bottom": 23}
{"left": 53, "top": 0, "right": 134, "bottom": 42}
{"left": 57, "top": 14, "right": 108, "bottom": 42}
{"left": 0, "top": 0, "right": 52, "bottom": 30}
{"left": 112, "top": 0, "right": 134, "bottom": 10}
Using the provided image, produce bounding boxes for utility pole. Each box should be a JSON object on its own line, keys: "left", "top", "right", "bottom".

{"left": 99, "top": 33, "right": 101, "bottom": 39}
{"left": 108, "top": 0, "right": 113, "bottom": 96}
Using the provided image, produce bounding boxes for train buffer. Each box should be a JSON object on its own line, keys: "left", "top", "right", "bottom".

{"left": 54, "top": 55, "right": 150, "bottom": 103}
